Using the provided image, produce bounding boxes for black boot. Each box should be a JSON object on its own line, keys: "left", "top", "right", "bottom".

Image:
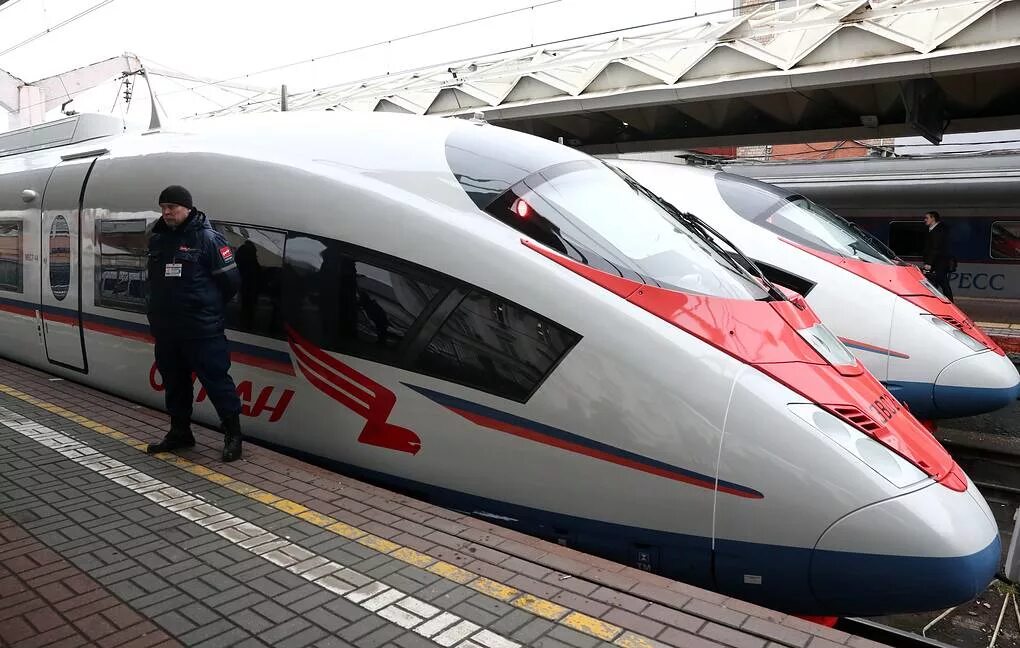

{"left": 222, "top": 414, "right": 242, "bottom": 462}
{"left": 146, "top": 416, "right": 195, "bottom": 454}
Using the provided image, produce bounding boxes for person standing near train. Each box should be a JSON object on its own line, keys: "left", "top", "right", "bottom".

{"left": 145, "top": 185, "right": 245, "bottom": 462}
{"left": 923, "top": 210, "right": 954, "bottom": 302}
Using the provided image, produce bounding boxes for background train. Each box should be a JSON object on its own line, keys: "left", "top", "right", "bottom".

{"left": 609, "top": 159, "right": 1020, "bottom": 420}
{"left": 725, "top": 153, "right": 1020, "bottom": 305}
{"left": 0, "top": 112, "right": 1000, "bottom": 616}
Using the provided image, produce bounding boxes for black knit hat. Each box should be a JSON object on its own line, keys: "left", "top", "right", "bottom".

{"left": 158, "top": 185, "right": 193, "bottom": 209}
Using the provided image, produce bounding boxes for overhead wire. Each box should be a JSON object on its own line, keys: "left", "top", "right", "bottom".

{"left": 0, "top": 0, "right": 119, "bottom": 59}
{"left": 154, "top": 0, "right": 565, "bottom": 99}
{"left": 0, "top": 0, "right": 27, "bottom": 15}
{"left": 139, "top": 56, "right": 261, "bottom": 101}
{"left": 154, "top": 73, "right": 235, "bottom": 111}
{"left": 3, "top": 0, "right": 1020, "bottom": 161}
{"left": 167, "top": 0, "right": 805, "bottom": 110}
{"left": 4, "top": 1, "right": 570, "bottom": 119}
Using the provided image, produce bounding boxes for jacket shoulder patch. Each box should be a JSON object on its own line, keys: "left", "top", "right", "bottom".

{"left": 219, "top": 246, "right": 233, "bottom": 262}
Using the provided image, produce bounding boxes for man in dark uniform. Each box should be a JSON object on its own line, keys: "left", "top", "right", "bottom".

{"left": 922, "top": 210, "right": 954, "bottom": 302}
{"left": 146, "top": 185, "right": 244, "bottom": 461}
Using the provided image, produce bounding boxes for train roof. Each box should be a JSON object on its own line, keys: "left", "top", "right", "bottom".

{"left": 721, "top": 152, "right": 1020, "bottom": 207}
{"left": 0, "top": 113, "right": 124, "bottom": 158}
{"left": 724, "top": 152, "right": 1020, "bottom": 185}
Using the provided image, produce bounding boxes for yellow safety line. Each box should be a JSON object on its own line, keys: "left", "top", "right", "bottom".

{"left": 0, "top": 383, "right": 647, "bottom": 646}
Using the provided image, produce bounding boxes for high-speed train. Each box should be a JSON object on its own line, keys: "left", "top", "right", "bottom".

{"left": 610, "top": 159, "right": 1020, "bottom": 420}
{"left": 0, "top": 112, "right": 1000, "bottom": 616}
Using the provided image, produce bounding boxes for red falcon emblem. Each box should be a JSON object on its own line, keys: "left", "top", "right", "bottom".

{"left": 286, "top": 324, "right": 422, "bottom": 455}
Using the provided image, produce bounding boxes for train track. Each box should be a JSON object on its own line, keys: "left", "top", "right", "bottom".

{"left": 833, "top": 440, "right": 1020, "bottom": 648}
{"left": 943, "top": 441, "right": 1020, "bottom": 498}
{"left": 837, "top": 618, "right": 965, "bottom": 648}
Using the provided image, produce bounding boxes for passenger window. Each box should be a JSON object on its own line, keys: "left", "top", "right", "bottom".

{"left": 212, "top": 223, "right": 286, "bottom": 339}
{"left": 991, "top": 221, "right": 1020, "bottom": 260}
{"left": 96, "top": 219, "right": 151, "bottom": 313}
{"left": 0, "top": 220, "right": 23, "bottom": 293}
{"left": 49, "top": 216, "right": 71, "bottom": 301}
{"left": 413, "top": 290, "right": 580, "bottom": 402}
{"left": 282, "top": 233, "right": 443, "bottom": 362}
{"left": 888, "top": 221, "right": 928, "bottom": 258}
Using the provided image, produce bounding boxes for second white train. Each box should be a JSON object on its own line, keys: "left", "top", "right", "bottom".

{"left": 610, "top": 159, "right": 1020, "bottom": 420}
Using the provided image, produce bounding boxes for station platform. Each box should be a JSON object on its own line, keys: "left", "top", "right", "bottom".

{"left": 959, "top": 298, "right": 1020, "bottom": 357}
{"left": 0, "top": 358, "right": 882, "bottom": 648}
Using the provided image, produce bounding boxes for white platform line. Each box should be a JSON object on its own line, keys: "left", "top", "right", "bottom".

{"left": 0, "top": 407, "right": 520, "bottom": 648}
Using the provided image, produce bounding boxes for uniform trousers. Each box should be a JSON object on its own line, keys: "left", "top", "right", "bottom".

{"left": 154, "top": 334, "right": 242, "bottom": 421}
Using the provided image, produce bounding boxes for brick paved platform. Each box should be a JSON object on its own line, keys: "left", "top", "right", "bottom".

{"left": 959, "top": 298, "right": 1020, "bottom": 360}
{"left": 0, "top": 357, "right": 888, "bottom": 648}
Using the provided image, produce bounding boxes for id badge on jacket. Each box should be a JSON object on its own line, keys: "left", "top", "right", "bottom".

{"left": 165, "top": 263, "right": 183, "bottom": 278}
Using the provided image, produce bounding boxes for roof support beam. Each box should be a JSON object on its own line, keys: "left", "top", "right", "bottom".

{"left": 0, "top": 67, "right": 23, "bottom": 115}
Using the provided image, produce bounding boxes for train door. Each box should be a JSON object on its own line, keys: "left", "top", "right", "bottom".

{"left": 39, "top": 155, "right": 101, "bottom": 373}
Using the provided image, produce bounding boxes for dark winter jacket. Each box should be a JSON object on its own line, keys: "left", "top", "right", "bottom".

{"left": 147, "top": 209, "right": 240, "bottom": 339}
{"left": 922, "top": 222, "right": 952, "bottom": 274}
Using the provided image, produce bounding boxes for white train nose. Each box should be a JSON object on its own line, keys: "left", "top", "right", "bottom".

{"left": 810, "top": 477, "right": 999, "bottom": 616}
{"left": 934, "top": 351, "right": 1020, "bottom": 417}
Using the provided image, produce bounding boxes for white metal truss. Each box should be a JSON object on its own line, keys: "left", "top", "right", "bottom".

{"left": 0, "top": 54, "right": 149, "bottom": 128}
{"left": 0, "top": 53, "right": 272, "bottom": 129}
{"left": 200, "top": 0, "right": 1020, "bottom": 119}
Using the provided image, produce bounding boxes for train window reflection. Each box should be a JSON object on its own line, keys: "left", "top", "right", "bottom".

{"left": 0, "top": 220, "right": 23, "bottom": 293}
{"left": 414, "top": 290, "right": 579, "bottom": 402}
{"left": 49, "top": 215, "right": 71, "bottom": 301}
{"left": 769, "top": 198, "right": 891, "bottom": 263}
{"left": 991, "top": 221, "right": 1020, "bottom": 260}
{"left": 486, "top": 160, "right": 770, "bottom": 300}
{"left": 283, "top": 233, "right": 443, "bottom": 361}
{"left": 212, "top": 223, "right": 286, "bottom": 339}
{"left": 716, "top": 173, "right": 895, "bottom": 264}
{"left": 96, "top": 218, "right": 151, "bottom": 313}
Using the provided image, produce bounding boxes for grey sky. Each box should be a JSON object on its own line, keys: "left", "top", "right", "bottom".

{"left": 0, "top": 0, "right": 731, "bottom": 129}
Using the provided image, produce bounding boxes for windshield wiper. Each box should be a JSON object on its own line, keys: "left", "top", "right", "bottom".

{"left": 847, "top": 221, "right": 905, "bottom": 264}
{"left": 677, "top": 207, "right": 788, "bottom": 302}
{"left": 615, "top": 171, "right": 786, "bottom": 301}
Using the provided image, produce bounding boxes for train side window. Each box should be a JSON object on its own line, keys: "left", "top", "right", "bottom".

{"left": 282, "top": 233, "right": 444, "bottom": 363}
{"left": 0, "top": 220, "right": 23, "bottom": 293}
{"left": 49, "top": 216, "right": 70, "bottom": 301}
{"left": 96, "top": 219, "right": 151, "bottom": 313}
{"left": 412, "top": 290, "right": 580, "bottom": 402}
{"left": 212, "top": 223, "right": 286, "bottom": 339}
{"left": 991, "top": 221, "right": 1020, "bottom": 260}
{"left": 888, "top": 221, "right": 928, "bottom": 258}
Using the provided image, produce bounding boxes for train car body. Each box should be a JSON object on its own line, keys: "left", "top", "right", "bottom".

{"left": 610, "top": 160, "right": 1020, "bottom": 420}
{"left": 0, "top": 112, "right": 1000, "bottom": 616}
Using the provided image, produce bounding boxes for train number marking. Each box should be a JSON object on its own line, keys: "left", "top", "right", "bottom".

{"left": 868, "top": 393, "right": 901, "bottom": 425}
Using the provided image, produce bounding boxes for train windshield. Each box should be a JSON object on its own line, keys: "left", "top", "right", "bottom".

{"left": 485, "top": 160, "right": 770, "bottom": 300}
{"left": 716, "top": 172, "right": 897, "bottom": 264}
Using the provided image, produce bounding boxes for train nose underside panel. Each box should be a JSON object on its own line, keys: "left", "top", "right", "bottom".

{"left": 811, "top": 480, "right": 1000, "bottom": 616}
{"left": 887, "top": 350, "right": 1020, "bottom": 419}
{"left": 932, "top": 351, "right": 1020, "bottom": 418}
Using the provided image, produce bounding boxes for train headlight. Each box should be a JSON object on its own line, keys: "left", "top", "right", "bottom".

{"left": 924, "top": 315, "right": 985, "bottom": 352}
{"left": 788, "top": 404, "right": 928, "bottom": 488}
{"left": 797, "top": 324, "right": 857, "bottom": 367}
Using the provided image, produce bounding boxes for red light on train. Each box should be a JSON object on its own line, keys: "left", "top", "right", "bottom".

{"left": 513, "top": 198, "right": 532, "bottom": 219}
